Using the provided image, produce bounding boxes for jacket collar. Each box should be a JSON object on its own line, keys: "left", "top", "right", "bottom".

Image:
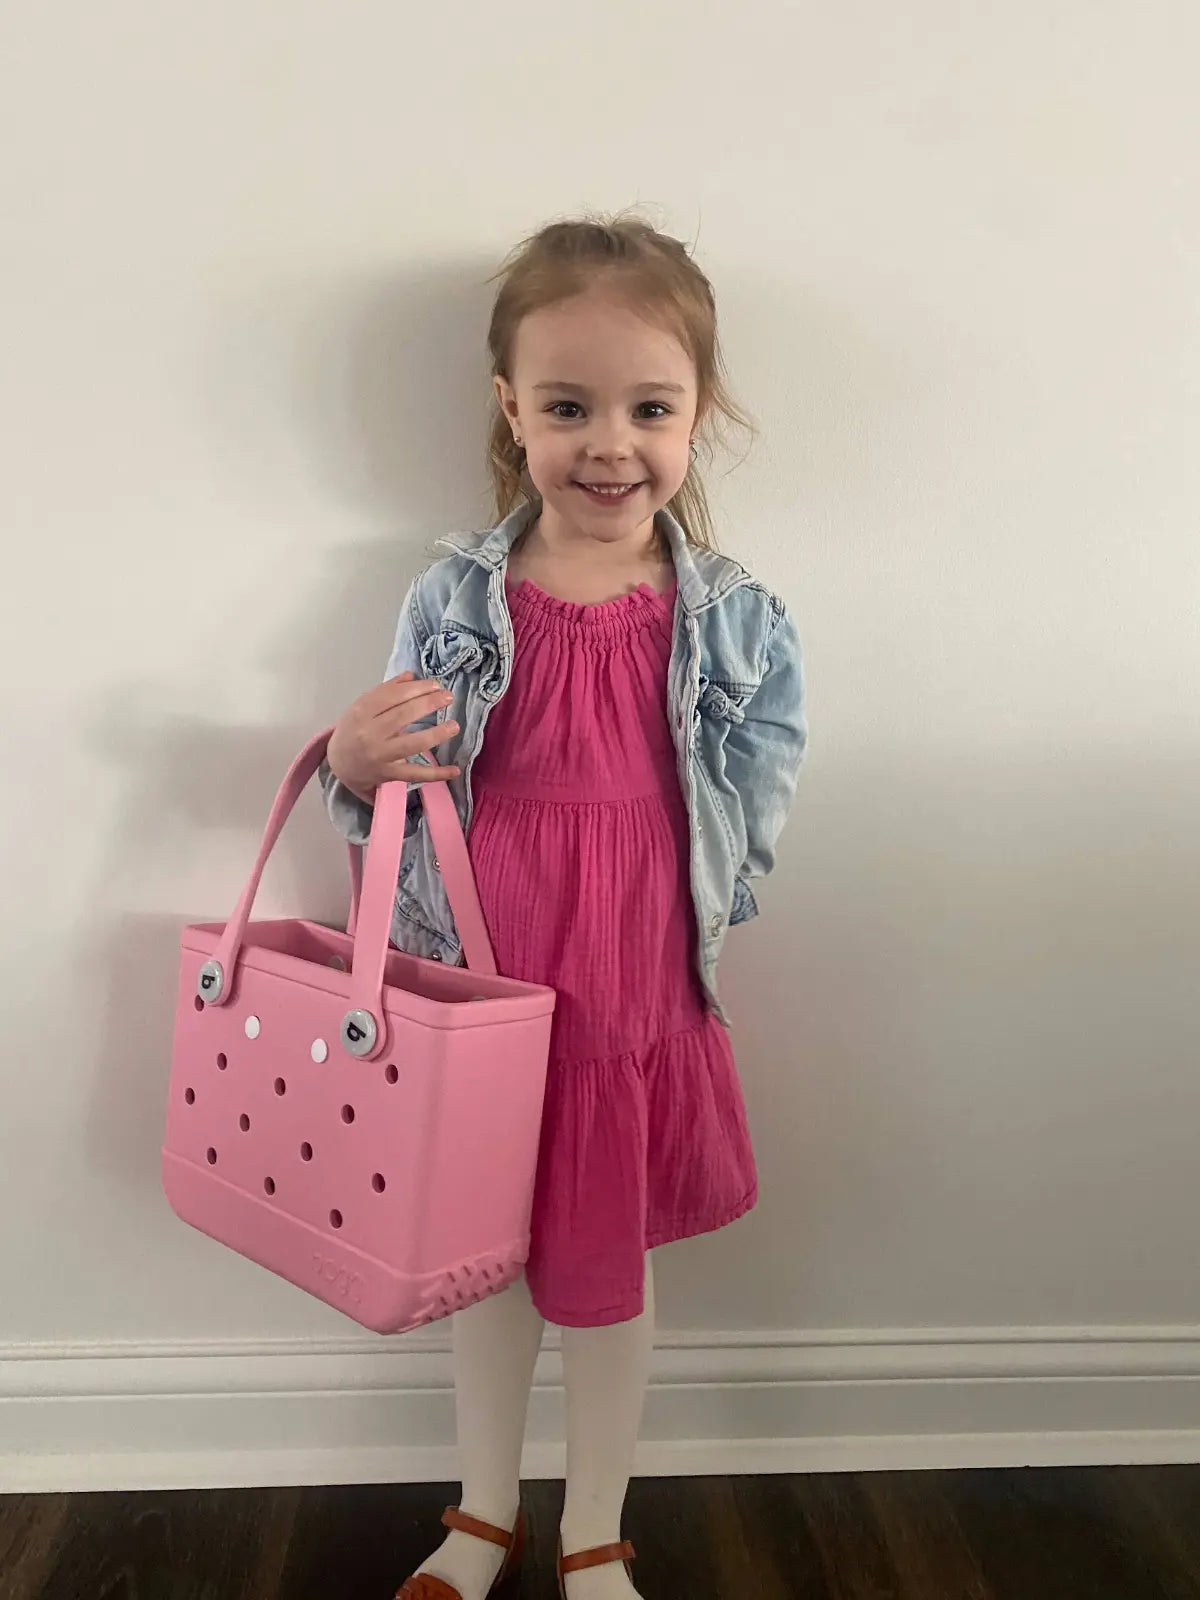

{"left": 438, "top": 500, "right": 750, "bottom": 614}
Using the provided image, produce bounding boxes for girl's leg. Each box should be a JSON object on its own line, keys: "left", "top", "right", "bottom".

{"left": 559, "top": 1260, "right": 655, "bottom": 1600}
{"left": 412, "top": 1275, "right": 545, "bottom": 1599}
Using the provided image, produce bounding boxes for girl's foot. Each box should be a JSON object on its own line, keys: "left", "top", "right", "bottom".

{"left": 562, "top": 1571, "right": 642, "bottom": 1600}
{"left": 399, "top": 1507, "right": 522, "bottom": 1600}
{"left": 559, "top": 1540, "right": 641, "bottom": 1600}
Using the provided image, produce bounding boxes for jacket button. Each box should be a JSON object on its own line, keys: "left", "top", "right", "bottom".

{"left": 709, "top": 914, "right": 723, "bottom": 938}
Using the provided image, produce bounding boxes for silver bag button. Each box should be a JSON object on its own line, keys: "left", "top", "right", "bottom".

{"left": 196, "top": 960, "right": 224, "bottom": 1003}
{"left": 340, "top": 1009, "right": 378, "bottom": 1057}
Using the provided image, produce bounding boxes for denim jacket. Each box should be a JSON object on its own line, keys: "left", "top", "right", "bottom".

{"left": 322, "top": 503, "right": 807, "bottom": 1017}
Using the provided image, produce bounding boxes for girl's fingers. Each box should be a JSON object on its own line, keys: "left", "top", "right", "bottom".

{"left": 372, "top": 694, "right": 453, "bottom": 742}
{"left": 393, "top": 721, "right": 459, "bottom": 759}
{"left": 379, "top": 759, "right": 461, "bottom": 784}
{"left": 369, "top": 675, "right": 450, "bottom": 720}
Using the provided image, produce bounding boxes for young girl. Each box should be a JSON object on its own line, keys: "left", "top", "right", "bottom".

{"left": 323, "top": 217, "right": 806, "bottom": 1600}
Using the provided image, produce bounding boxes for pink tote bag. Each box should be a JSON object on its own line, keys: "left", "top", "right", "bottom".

{"left": 162, "top": 728, "right": 555, "bottom": 1334}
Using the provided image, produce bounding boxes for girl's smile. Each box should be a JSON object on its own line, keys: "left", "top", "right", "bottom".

{"left": 572, "top": 478, "right": 646, "bottom": 506}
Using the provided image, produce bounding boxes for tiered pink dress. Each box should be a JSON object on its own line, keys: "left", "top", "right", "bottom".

{"left": 468, "top": 579, "right": 757, "bottom": 1327}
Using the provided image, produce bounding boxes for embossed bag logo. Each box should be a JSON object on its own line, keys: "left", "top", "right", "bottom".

{"left": 313, "top": 1253, "right": 364, "bottom": 1304}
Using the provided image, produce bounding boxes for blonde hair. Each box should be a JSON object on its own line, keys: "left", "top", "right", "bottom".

{"left": 486, "top": 213, "right": 749, "bottom": 551}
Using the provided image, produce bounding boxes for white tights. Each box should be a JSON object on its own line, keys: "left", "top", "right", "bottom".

{"left": 414, "top": 1265, "right": 655, "bottom": 1600}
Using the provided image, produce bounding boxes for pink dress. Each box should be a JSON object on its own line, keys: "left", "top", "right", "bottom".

{"left": 468, "top": 579, "right": 757, "bottom": 1327}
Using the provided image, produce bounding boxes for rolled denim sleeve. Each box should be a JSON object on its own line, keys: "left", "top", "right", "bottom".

{"left": 318, "top": 574, "right": 431, "bottom": 845}
{"left": 725, "top": 600, "right": 807, "bottom": 891}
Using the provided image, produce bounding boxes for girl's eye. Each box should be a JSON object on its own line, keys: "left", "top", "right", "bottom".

{"left": 545, "top": 400, "right": 673, "bottom": 421}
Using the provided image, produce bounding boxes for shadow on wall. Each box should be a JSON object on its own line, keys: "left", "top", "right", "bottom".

{"left": 81, "top": 258, "right": 500, "bottom": 1212}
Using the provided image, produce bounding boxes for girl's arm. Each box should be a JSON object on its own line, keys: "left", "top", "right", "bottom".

{"left": 723, "top": 600, "right": 807, "bottom": 921}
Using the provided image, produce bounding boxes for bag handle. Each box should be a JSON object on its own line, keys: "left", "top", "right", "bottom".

{"left": 196, "top": 728, "right": 496, "bottom": 1061}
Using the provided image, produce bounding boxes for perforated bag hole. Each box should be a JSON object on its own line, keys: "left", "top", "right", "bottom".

{"left": 274, "top": 1078, "right": 286, "bottom": 1096}
{"left": 217, "top": 1053, "right": 227, "bottom": 1071}
{"left": 341, "top": 1104, "right": 355, "bottom": 1124}
{"left": 300, "top": 1142, "right": 313, "bottom": 1161}
{"left": 206, "top": 1147, "right": 217, "bottom": 1165}
{"left": 384, "top": 1064, "right": 398, "bottom": 1085}
{"left": 329, "top": 1209, "right": 343, "bottom": 1229}
{"left": 184, "top": 1088, "right": 195, "bottom": 1105}
{"left": 264, "top": 1177, "right": 276, "bottom": 1196}
{"left": 371, "top": 1173, "right": 386, "bottom": 1193}
{"left": 239, "top": 1114, "right": 250, "bottom": 1133}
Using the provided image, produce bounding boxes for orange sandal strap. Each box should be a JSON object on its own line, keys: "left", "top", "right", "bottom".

{"left": 559, "top": 1540, "right": 636, "bottom": 1575}
{"left": 440, "top": 1507, "right": 519, "bottom": 1551}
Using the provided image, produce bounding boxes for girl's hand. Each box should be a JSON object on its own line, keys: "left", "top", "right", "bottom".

{"left": 327, "top": 672, "right": 461, "bottom": 804}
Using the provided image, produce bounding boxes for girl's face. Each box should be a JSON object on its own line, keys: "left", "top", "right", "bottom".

{"left": 495, "top": 286, "right": 699, "bottom": 547}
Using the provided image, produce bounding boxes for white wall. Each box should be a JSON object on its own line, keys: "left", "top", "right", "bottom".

{"left": 2, "top": 1, "right": 1199, "bottom": 1486}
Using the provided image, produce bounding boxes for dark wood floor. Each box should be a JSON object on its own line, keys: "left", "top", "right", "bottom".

{"left": 3, "top": 1467, "right": 1200, "bottom": 1599}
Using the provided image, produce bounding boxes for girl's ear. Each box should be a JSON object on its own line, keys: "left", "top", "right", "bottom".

{"left": 494, "top": 375, "right": 520, "bottom": 435}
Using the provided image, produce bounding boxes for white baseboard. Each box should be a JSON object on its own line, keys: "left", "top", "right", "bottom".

{"left": 3, "top": 1323, "right": 1200, "bottom": 1492}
